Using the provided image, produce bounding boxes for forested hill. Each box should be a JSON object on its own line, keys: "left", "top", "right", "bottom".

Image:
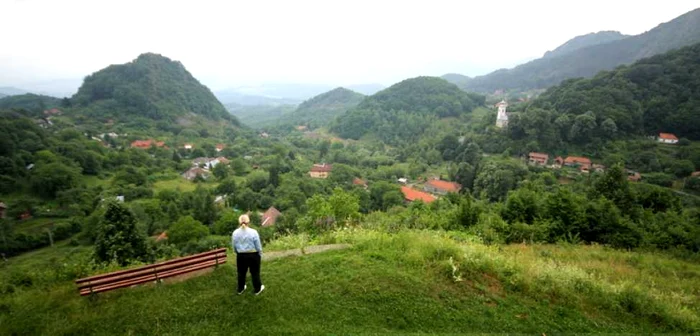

{"left": 280, "top": 87, "right": 364, "bottom": 128}
{"left": 542, "top": 31, "right": 629, "bottom": 59}
{"left": 71, "top": 53, "right": 238, "bottom": 125}
{"left": 458, "top": 8, "right": 700, "bottom": 93}
{"left": 330, "top": 77, "right": 484, "bottom": 145}
{"left": 0, "top": 94, "right": 61, "bottom": 115}
{"left": 506, "top": 42, "right": 700, "bottom": 153}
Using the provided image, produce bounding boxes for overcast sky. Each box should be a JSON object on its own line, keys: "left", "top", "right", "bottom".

{"left": 0, "top": 0, "right": 698, "bottom": 92}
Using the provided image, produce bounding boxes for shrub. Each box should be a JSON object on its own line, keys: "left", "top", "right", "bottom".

{"left": 168, "top": 216, "right": 209, "bottom": 247}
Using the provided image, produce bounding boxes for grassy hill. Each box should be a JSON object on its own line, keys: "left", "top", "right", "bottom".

{"left": 71, "top": 53, "right": 238, "bottom": 125}
{"left": 1, "top": 230, "right": 698, "bottom": 334}
{"left": 330, "top": 77, "right": 484, "bottom": 145}
{"left": 226, "top": 103, "right": 297, "bottom": 129}
{"left": 279, "top": 87, "right": 364, "bottom": 128}
{"left": 458, "top": 8, "right": 700, "bottom": 93}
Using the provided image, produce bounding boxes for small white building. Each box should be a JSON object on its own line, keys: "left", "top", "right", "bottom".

{"left": 495, "top": 100, "right": 509, "bottom": 128}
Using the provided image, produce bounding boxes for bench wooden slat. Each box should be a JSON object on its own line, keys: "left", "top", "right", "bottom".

{"left": 76, "top": 248, "right": 227, "bottom": 284}
{"left": 77, "top": 252, "right": 226, "bottom": 290}
{"left": 76, "top": 248, "right": 228, "bottom": 296}
{"left": 79, "top": 258, "right": 224, "bottom": 296}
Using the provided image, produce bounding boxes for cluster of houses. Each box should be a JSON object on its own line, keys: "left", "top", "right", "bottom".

{"left": 182, "top": 156, "right": 230, "bottom": 180}
{"left": 307, "top": 162, "right": 462, "bottom": 204}
{"left": 527, "top": 152, "right": 641, "bottom": 181}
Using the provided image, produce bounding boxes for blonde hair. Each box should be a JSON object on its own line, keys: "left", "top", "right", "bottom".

{"left": 238, "top": 214, "right": 250, "bottom": 226}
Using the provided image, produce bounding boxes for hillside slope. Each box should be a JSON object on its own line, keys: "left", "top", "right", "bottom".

{"left": 461, "top": 8, "right": 700, "bottom": 93}
{"left": 331, "top": 77, "right": 483, "bottom": 145}
{"left": 72, "top": 53, "right": 238, "bottom": 125}
{"left": 280, "top": 87, "right": 364, "bottom": 128}
{"left": 1, "top": 230, "right": 698, "bottom": 334}
{"left": 528, "top": 42, "right": 700, "bottom": 141}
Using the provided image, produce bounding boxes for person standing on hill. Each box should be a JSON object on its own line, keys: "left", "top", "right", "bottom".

{"left": 232, "top": 214, "right": 265, "bottom": 295}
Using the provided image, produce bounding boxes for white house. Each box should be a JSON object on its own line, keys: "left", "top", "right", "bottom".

{"left": 658, "top": 133, "right": 679, "bottom": 144}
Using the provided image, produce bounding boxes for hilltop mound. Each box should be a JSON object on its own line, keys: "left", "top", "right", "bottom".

{"left": 2, "top": 230, "right": 698, "bottom": 334}
{"left": 72, "top": 53, "right": 238, "bottom": 125}
{"left": 331, "top": 77, "right": 483, "bottom": 144}
{"left": 281, "top": 87, "right": 364, "bottom": 128}
{"left": 542, "top": 31, "right": 629, "bottom": 59}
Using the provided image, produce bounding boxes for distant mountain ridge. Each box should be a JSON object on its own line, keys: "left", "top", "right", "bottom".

{"left": 215, "top": 83, "right": 384, "bottom": 106}
{"left": 542, "top": 31, "right": 629, "bottom": 59}
{"left": 71, "top": 53, "right": 237, "bottom": 124}
{"left": 451, "top": 8, "right": 700, "bottom": 93}
{"left": 0, "top": 94, "right": 62, "bottom": 114}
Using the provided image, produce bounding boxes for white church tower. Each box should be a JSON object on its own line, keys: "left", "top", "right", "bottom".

{"left": 495, "top": 100, "right": 508, "bottom": 128}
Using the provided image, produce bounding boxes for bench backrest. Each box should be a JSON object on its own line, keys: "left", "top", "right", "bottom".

{"left": 75, "top": 248, "right": 227, "bottom": 296}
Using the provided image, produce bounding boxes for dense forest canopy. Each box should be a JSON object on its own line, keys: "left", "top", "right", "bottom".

{"left": 456, "top": 8, "right": 700, "bottom": 93}
{"left": 331, "top": 77, "right": 484, "bottom": 145}
{"left": 0, "top": 94, "right": 61, "bottom": 115}
{"left": 71, "top": 53, "right": 238, "bottom": 125}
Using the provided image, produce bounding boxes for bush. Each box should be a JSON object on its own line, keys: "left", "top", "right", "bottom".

{"left": 179, "top": 236, "right": 229, "bottom": 255}
{"left": 168, "top": 216, "right": 209, "bottom": 246}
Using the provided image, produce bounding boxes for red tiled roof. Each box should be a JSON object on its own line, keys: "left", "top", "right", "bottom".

{"left": 691, "top": 171, "right": 700, "bottom": 177}
{"left": 401, "top": 186, "right": 437, "bottom": 203}
{"left": 564, "top": 156, "right": 591, "bottom": 165}
{"left": 310, "top": 164, "right": 332, "bottom": 173}
{"left": 262, "top": 207, "right": 281, "bottom": 226}
{"left": 217, "top": 157, "right": 230, "bottom": 164}
{"left": 529, "top": 152, "right": 549, "bottom": 160}
{"left": 131, "top": 139, "right": 165, "bottom": 149}
{"left": 659, "top": 133, "right": 678, "bottom": 141}
{"left": 425, "top": 179, "right": 461, "bottom": 193}
{"left": 156, "top": 231, "right": 168, "bottom": 242}
{"left": 216, "top": 144, "right": 225, "bottom": 150}
{"left": 353, "top": 178, "right": 367, "bottom": 186}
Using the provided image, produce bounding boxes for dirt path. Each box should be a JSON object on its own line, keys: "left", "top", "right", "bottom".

{"left": 262, "top": 244, "right": 352, "bottom": 261}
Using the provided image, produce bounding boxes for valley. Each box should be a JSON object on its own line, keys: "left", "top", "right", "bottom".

{"left": 1, "top": 4, "right": 700, "bottom": 335}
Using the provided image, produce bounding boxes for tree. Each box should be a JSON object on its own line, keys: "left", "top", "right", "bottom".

{"left": 169, "top": 215, "right": 209, "bottom": 246}
{"left": 328, "top": 188, "right": 360, "bottom": 223}
{"left": 213, "top": 162, "right": 229, "bottom": 180}
{"left": 319, "top": 140, "right": 331, "bottom": 159}
{"left": 31, "top": 162, "right": 81, "bottom": 198}
{"left": 94, "top": 201, "right": 148, "bottom": 266}
{"left": 592, "top": 164, "right": 633, "bottom": 210}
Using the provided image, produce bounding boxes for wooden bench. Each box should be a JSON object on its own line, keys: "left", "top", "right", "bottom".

{"left": 75, "top": 248, "right": 227, "bottom": 296}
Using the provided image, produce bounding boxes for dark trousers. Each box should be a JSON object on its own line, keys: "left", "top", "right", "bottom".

{"left": 236, "top": 252, "right": 262, "bottom": 292}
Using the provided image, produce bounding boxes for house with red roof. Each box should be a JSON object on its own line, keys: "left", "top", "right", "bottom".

{"left": 353, "top": 177, "right": 368, "bottom": 189}
{"left": 182, "top": 167, "right": 210, "bottom": 181}
{"left": 658, "top": 133, "right": 679, "bottom": 144}
{"left": 528, "top": 152, "right": 549, "bottom": 166}
{"left": 401, "top": 186, "right": 437, "bottom": 203}
{"left": 261, "top": 207, "right": 282, "bottom": 227}
{"left": 309, "top": 163, "right": 332, "bottom": 179}
{"left": 130, "top": 139, "right": 165, "bottom": 149}
{"left": 423, "top": 179, "right": 461, "bottom": 195}
{"left": 43, "top": 108, "right": 62, "bottom": 116}
{"left": 564, "top": 156, "right": 592, "bottom": 169}
{"left": 216, "top": 144, "right": 225, "bottom": 152}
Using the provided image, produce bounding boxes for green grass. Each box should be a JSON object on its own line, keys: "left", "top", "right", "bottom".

{"left": 13, "top": 217, "right": 68, "bottom": 233}
{"left": 151, "top": 178, "right": 217, "bottom": 193}
{"left": 1, "top": 230, "right": 698, "bottom": 334}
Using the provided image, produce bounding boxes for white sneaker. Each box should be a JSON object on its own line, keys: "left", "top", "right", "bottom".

{"left": 254, "top": 285, "right": 265, "bottom": 296}
{"left": 237, "top": 285, "right": 246, "bottom": 295}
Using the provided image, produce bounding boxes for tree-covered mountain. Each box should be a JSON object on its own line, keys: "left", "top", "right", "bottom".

{"left": 459, "top": 8, "right": 700, "bottom": 93}
{"left": 72, "top": 53, "right": 237, "bottom": 125}
{"left": 0, "top": 86, "right": 30, "bottom": 96}
{"left": 279, "top": 87, "right": 364, "bottom": 128}
{"left": 542, "top": 31, "right": 629, "bottom": 59}
{"left": 0, "top": 94, "right": 62, "bottom": 114}
{"left": 507, "top": 42, "right": 700, "bottom": 152}
{"left": 330, "top": 77, "right": 484, "bottom": 145}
